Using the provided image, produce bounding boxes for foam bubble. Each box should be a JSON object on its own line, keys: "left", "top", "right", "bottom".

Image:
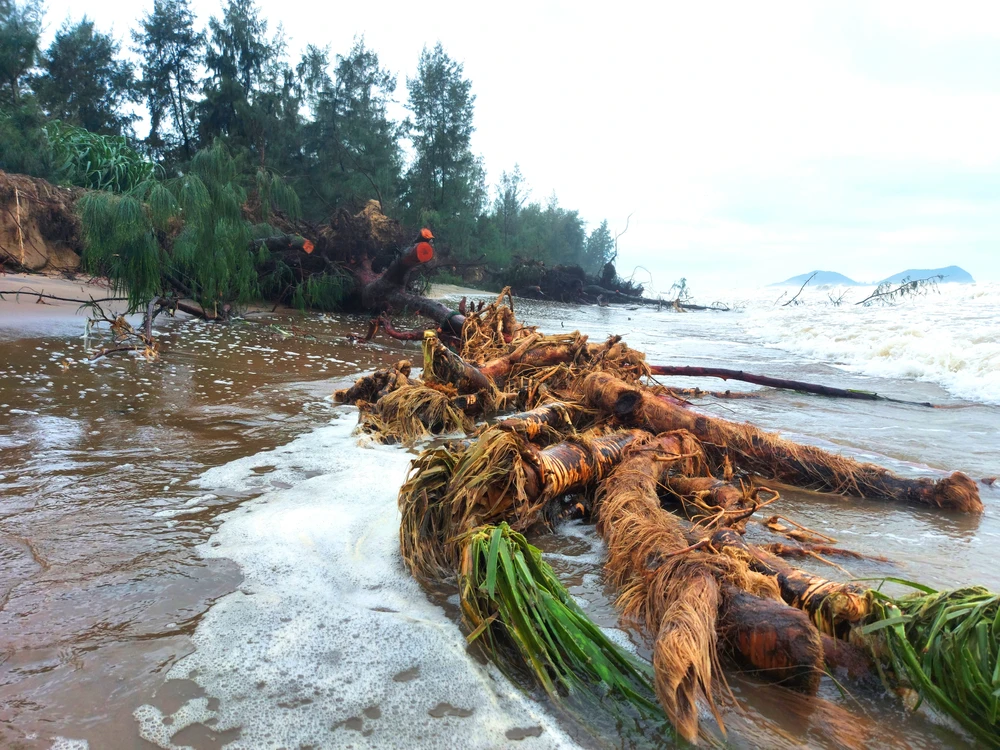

{"left": 49, "top": 739, "right": 89, "bottom": 750}
{"left": 135, "top": 415, "right": 574, "bottom": 749}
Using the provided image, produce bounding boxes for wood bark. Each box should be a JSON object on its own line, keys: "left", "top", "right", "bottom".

{"left": 583, "top": 371, "right": 983, "bottom": 513}
{"left": 648, "top": 365, "right": 937, "bottom": 407}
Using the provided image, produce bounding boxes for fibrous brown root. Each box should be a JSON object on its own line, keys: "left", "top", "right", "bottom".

{"left": 334, "top": 359, "right": 412, "bottom": 404}
{"left": 661, "top": 475, "right": 769, "bottom": 531}
{"left": 710, "top": 529, "right": 871, "bottom": 640}
{"left": 584, "top": 371, "right": 983, "bottom": 513}
{"left": 761, "top": 542, "right": 888, "bottom": 563}
{"left": 459, "top": 287, "right": 533, "bottom": 362}
{"left": 595, "top": 433, "right": 824, "bottom": 741}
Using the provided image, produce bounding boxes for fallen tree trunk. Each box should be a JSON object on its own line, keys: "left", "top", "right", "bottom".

{"left": 648, "top": 365, "right": 938, "bottom": 407}
{"left": 357, "top": 241, "right": 468, "bottom": 336}
{"left": 361, "top": 291, "right": 997, "bottom": 746}
{"left": 584, "top": 371, "right": 982, "bottom": 513}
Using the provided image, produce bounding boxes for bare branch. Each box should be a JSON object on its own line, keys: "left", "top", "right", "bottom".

{"left": 781, "top": 272, "right": 817, "bottom": 307}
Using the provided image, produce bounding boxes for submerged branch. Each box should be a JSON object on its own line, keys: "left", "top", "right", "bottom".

{"left": 648, "top": 365, "right": 939, "bottom": 407}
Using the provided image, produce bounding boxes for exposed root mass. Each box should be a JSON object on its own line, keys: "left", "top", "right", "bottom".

{"left": 333, "top": 290, "right": 994, "bottom": 746}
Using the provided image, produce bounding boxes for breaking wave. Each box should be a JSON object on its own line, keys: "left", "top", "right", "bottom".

{"left": 738, "top": 282, "right": 1000, "bottom": 405}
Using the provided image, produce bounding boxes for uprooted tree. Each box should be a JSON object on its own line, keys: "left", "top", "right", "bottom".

{"left": 334, "top": 290, "right": 995, "bottom": 748}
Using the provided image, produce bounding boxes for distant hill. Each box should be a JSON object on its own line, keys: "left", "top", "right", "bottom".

{"left": 875, "top": 266, "right": 975, "bottom": 285}
{"left": 770, "top": 270, "right": 861, "bottom": 287}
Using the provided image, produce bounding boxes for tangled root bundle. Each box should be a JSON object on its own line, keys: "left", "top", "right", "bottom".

{"left": 338, "top": 290, "right": 994, "bottom": 745}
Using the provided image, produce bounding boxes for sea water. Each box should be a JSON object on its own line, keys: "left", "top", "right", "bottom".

{"left": 0, "top": 283, "right": 997, "bottom": 748}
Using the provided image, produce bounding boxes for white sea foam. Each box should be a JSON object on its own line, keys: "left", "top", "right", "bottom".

{"left": 134, "top": 414, "right": 574, "bottom": 749}
{"left": 49, "top": 739, "right": 88, "bottom": 750}
{"left": 736, "top": 282, "right": 1000, "bottom": 404}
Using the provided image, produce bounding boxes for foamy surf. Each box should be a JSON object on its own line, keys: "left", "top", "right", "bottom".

{"left": 739, "top": 282, "right": 1000, "bottom": 404}
{"left": 134, "top": 413, "right": 574, "bottom": 749}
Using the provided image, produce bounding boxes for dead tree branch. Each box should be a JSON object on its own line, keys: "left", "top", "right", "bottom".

{"left": 781, "top": 272, "right": 817, "bottom": 307}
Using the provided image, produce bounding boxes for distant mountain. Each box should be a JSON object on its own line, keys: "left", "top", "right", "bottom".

{"left": 770, "top": 270, "right": 861, "bottom": 287}
{"left": 875, "top": 266, "right": 975, "bottom": 285}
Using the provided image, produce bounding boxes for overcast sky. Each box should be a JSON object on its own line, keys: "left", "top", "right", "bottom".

{"left": 38, "top": 0, "right": 1000, "bottom": 289}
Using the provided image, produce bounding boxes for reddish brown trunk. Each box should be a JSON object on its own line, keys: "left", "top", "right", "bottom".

{"left": 584, "top": 372, "right": 982, "bottom": 513}
{"left": 648, "top": 365, "right": 937, "bottom": 407}
{"left": 718, "top": 584, "right": 824, "bottom": 693}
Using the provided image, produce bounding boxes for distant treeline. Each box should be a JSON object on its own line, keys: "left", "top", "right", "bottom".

{"left": 0, "top": 0, "right": 616, "bottom": 274}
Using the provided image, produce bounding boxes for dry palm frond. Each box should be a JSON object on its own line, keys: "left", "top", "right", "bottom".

{"left": 361, "top": 384, "right": 473, "bottom": 445}
{"left": 588, "top": 335, "right": 651, "bottom": 383}
{"left": 399, "top": 444, "right": 463, "bottom": 582}
{"left": 447, "top": 427, "right": 534, "bottom": 536}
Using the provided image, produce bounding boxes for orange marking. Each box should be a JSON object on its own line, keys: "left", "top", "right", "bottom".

{"left": 416, "top": 242, "right": 434, "bottom": 262}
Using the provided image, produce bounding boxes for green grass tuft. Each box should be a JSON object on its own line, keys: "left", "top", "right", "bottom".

{"left": 863, "top": 584, "right": 1000, "bottom": 747}
{"left": 460, "top": 523, "right": 673, "bottom": 743}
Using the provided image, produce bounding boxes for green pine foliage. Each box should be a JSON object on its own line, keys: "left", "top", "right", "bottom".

{"left": 1, "top": 0, "right": 619, "bottom": 308}
{"left": 290, "top": 272, "right": 351, "bottom": 311}
{"left": 79, "top": 141, "right": 297, "bottom": 311}
{"left": 78, "top": 189, "right": 162, "bottom": 306}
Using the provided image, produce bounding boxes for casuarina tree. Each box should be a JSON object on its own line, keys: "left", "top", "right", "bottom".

{"left": 404, "top": 42, "right": 484, "bottom": 258}
{"left": 0, "top": 0, "right": 42, "bottom": 105}
{"left": 132, "top": 0, "right": 204, "bottom": 160}
{"left": 33, "top": 17, "right": 137, "bottom": 135}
